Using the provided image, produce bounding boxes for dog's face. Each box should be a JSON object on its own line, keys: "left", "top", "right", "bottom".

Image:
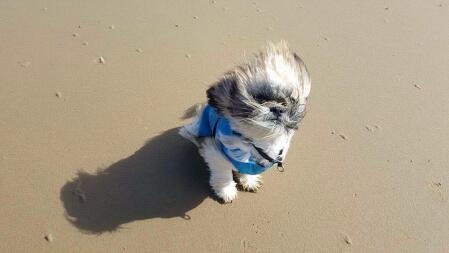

{"left": 207, "top": 42, "right": 311, "bottom": 140}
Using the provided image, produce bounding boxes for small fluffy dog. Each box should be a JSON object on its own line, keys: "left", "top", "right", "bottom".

{"left": 180, "top": 41, "right": 311, "bottom": 203}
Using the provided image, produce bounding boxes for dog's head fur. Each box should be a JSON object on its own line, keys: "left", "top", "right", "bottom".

{"left": 206, "top": 41, "right": 311, "bottom": 140}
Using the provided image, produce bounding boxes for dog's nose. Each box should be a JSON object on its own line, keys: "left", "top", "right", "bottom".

{"left": 270, "top": 106, "right": 285, "bottom": 116}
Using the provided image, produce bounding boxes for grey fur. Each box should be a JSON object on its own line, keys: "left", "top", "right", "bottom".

{"left": 206, "top": 41, "right": 311, "bottom": 139}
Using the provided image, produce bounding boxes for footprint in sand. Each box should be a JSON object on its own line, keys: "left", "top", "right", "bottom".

{"left": 365, "top": 124, "right": 380, "bottom": 132}
{"left": 73, "top": 183, "right": 87, "bottom": 203}
{"left": 241, "top": 239, "right": 257, "bottom": 251}
{"left": 429, "top": 181, "right": 447, "bottom": 203}
{"left": 330, "top": 130, "right": 349, "bottom": 141}
{"left": 19, "top": 61, "right": 31, "bottom": 68}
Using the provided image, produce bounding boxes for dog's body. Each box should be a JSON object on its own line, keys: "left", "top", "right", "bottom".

{"left": 180, "top": 42, "right": 311, "bottom": 203}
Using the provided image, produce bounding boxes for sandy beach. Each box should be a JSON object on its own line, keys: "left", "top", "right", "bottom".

{"left": 1, "top": 0, "right": 449, "bottom": 252}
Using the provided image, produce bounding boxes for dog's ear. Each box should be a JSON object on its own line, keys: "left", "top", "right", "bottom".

{"left": 206, "top": 76, "right": 237, "bottom": 112}
{"left": 293, "top": 53, "right": 311, "bottom": 99}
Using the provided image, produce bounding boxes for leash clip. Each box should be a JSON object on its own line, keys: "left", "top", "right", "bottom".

{"left": 277, "top": 162, "right": 284, "bottom": 172}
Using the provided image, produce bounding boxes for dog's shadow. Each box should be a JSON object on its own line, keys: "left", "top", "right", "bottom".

{"left": 60, "top": 128, "right": 210, "bottom": 234}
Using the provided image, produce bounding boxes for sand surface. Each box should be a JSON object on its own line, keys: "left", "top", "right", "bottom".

{"left": 1, "top": 0, "right": 449, "bottom": 252}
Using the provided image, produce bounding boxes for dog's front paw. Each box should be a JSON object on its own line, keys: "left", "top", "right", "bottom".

{"left": 239, "top": 174, "right": 262, "bottom": 192}
{"left": 214, "top": 182, "right": 237, "bottom": 203}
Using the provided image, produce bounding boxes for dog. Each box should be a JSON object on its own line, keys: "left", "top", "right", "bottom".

{"left": 179, "top": 41, "right": 311, "bottom": 203}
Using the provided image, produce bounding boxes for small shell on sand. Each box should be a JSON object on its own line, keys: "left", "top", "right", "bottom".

{"left": 343, "top": 234, "right": 352, "bottom": 245}
{"left": 82, "top": 41, "right": 89, "bottom": 46}
{"left": 72, "top": 33, "right": 79, "bottom": 37}
{"left": 44, "top": 234, "right": 53, "bottom": 242}
{"left": 339, "top": 134, "right": 348, "bottom": 140}
{"left": 413, "top": 83, "right": 422, "bottom": 89}
{"left": 185, "top": 53, "right": 191, "bottom": 59}
{"left": 55, "top": 92, "right": 62, "bottom": 98}
{"left": 98, "top": 56, "right": 106, "bottom": 64}
{"left": 136, "top": 48, "right": 143, "bottom": 53}
{"left": 193, "top": 16, "right": 199, "bottom": 19}
{"left": 109, "top": 25, "right": 115, "bottom": 30}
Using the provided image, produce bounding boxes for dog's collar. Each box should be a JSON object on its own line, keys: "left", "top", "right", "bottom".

{"left": 230, "top": 130, "right": 284, "bottom": 172}
{"left": 197, "top": 104, "right": 284, "bottom": 174}
{"left": 251, "top": 144, "right": 284, "bottom": 172}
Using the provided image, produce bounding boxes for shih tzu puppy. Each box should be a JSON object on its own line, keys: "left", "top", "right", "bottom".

{"left": 179, "top": 41, "right": 311, "bottom": 203}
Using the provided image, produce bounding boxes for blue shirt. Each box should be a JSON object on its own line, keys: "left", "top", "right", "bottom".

{"left": 195, "top": 105, "right": 274, "bottom": 175}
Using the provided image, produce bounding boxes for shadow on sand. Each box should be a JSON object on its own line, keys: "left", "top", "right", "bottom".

{"left": 60, "top": 128, "right": 210, "bottom": 234}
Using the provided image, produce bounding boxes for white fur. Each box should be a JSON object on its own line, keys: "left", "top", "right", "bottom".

{"left": 251, "top": 130, "right": 294, "bottom": 160}
{"left": 238, "top": 174, "right": 262, "bottom": 192}
{"left": 199, "top": 138, "right": 237, "bottom": 203}
{"left": 180, "top": 42, "right": 310, "bottom": 203}
{"left": 266, "top": 55, "right": 299, "bottom": 89}
{"left": 181, "top": 111, "right": 291, "bottom": 201}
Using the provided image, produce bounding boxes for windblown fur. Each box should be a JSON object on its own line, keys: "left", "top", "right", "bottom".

{"left": 180, "top": 41, "right": 311, "bottom": 203}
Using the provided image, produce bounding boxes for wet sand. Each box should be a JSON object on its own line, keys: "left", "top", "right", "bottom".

{"left": 1, "top": 0, "right": 449, "bottom": 252}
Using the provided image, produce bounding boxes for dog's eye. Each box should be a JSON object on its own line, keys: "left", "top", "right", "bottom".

{"left": 286, "top": 125, "right": 299, "bottom": 130}
{"left": 289, "top": 97, "right": 298, "bottom": 104}
{"left": 254, "top": 94, "right": 269, "bottom": 103}
{"left": 276, "top": 98, "right": 287, "bottom": 107}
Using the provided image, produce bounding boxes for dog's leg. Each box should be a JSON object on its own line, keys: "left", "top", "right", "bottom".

{"left": 238, "top": 173, "right": 262, "bottom": 192}
{"left": 199, "top": 138, "right": 237, "bottom": 203}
